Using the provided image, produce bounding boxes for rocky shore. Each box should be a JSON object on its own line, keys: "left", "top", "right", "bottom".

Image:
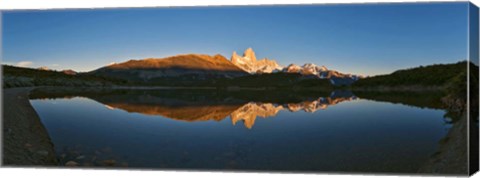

{"left": 2, "top": 87, "right": 57, "bottom": 166}
{"left": 418, "top": 114, "right": 469, "bottom": 175}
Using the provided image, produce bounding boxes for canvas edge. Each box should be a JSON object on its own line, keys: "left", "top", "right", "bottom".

{"left": 468, "top": 1, "right": 480, "bottom": 176}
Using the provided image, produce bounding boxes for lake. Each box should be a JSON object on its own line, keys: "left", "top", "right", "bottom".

{"left": 28, "top": 88, "right": 452, "bottom": 173}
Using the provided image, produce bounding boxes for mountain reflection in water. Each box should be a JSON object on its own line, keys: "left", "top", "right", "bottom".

{"left": 28, "top": 88, "right": 459, "bottom": 172}
{"left": 230, "top": 97, "right": 356, "bottom": 129}
{"left": 30, "top": 88, "right": 357, "bottom": 129}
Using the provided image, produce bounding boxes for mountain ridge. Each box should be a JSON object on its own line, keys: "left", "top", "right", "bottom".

{"left": 91, "top": 53, "right": 248, "bottom": 81}
{"left": 85, "top": 48, "right": 362, "bottom": 86}
{"left": 229, "top": 48, "right": 361, "bottom": 85}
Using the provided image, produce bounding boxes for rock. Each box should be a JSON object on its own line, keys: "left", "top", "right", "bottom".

{"left": 244, "top": 47, "right": 257, "bottom": 62}
{"left": 65, "top": 161, "right": 79, "bottom": 167}
{"left": 36, "top": 150, "right": 49, "bottom": 156}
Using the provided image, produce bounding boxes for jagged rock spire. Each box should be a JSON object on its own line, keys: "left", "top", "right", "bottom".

{"left": 243, "top": 47, "right": 257, "bottom": 62}
{"left": 231, "top": 48, "right": 282, "bottom": 73}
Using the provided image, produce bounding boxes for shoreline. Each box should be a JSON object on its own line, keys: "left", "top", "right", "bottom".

{"left": 418, "top": 114, "right": 469, "bottom": 175}
{"left": 2, "top": 87, "right": 57, "bottom": 166}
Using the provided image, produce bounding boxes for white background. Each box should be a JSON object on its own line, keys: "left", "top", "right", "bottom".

{"left": 0, "top": 0, "right": 479, "bottom": 178}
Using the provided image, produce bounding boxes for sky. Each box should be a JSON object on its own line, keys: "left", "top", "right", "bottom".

{"left": 1, "top": 2, "right": 470, "bottom": 76}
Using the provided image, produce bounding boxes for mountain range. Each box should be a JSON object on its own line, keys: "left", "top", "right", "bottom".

{"left": 90, "top": 48, "right": 361, "bottom": 85}
{"left": 7, "top": 48, "right": 472, "bottom": 90}
{"left": 228, "top": 48, "right": 362, "bottom": 84}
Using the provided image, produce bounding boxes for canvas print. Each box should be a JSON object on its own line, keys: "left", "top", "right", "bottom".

{"left": 1, "top": 2, "right": 479, "bottom": 176}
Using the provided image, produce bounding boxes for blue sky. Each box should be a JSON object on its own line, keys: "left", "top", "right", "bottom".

{"left": 1, "top": 2, "right": 470, "bottom": 76}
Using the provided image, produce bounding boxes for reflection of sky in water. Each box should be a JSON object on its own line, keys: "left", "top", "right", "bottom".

{"left": 30, "top": 97, "right": 449, "bottom": 172}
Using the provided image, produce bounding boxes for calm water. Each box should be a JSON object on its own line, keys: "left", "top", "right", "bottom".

{"left": 29, "top": 89, "right": 450, "bottom": 173}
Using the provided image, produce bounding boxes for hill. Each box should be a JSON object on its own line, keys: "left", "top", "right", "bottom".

{"left": 2, "top": 65, "right": 124, "bottom": 88}
{"left": 353, "top": 61, "right": 469, "bottom": 89}
{"left": 352, "top": 61, "right": 478, "bottom": 120}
